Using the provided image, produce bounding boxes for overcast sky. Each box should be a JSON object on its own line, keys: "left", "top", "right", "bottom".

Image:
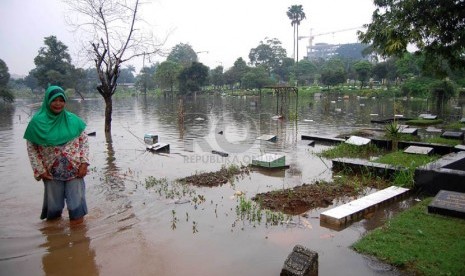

{"left": 0, "top": 0, "right": 375, "bottom": 76}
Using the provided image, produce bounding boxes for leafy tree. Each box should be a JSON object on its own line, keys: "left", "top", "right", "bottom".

{"left": 23, "top": 70, "right": 40, "bottom": 94}
{"left": 371, "top": 62, "right": 389, "bottom": 83}
{"left": 430, "top": 79, "right": 457, "bottom": 113}
{"left": 241, "top": 66, "right": 274, "bottom": 92}
{"left": 294, "top": 59, "right": 317, "bottom": 85}
{"left": 249, "top": 38, "right": 287, "bottom": 75}
{"left": 395, "top": 52, "right": 422, "bottom": 80}
{"left": 210, "top": 66, "right": 224, "bottom": 90}
{"left": 224, "top": 58, "right": 250, "bottom": 89}
{"left": 274, "top": 57, "right": 294, "bottom": 83}
{"left": 33, "top": 36, "right": 75, "bottom": 88}
{"left": 401, "top": 76, "right": 435, "bottom": 98}
{"left": 320, "top": 58, "right": 346, "bottom": 88}
{"left": 155, "top": 61, "right": 183, "bottom": 95}
{"left": 353, "top": 60, "right": 372, "bottom": 88}
{"left": 178, "top": 62, "right": 209, "bottom": 95}
{"left": 118, "top": 66, "right": 136, "bottom": 84}
{"left": 286, "top": 5, "right": 306, "bottom": 63}
{"left": 0, "top": 59, "right": 14, "bottom": 103}
{"left": 64, "top": 0, "right": 162, "bottom": 137}
{"left": 69, "top": 67, "right": 87, "bottom": 98}
{"left": 136, "top": 64, "right": 158, "bottom": 93}
{"left": 167, "top": 43, "right": 198, "bottom": 67}
{"left": 320, "top": 69, "right": 345, "bottom": 89}
{"left": 358, "top": 0, "right": 465, "bottom": 77}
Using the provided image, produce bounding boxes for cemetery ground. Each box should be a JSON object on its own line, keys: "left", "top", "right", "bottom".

{"left": 170, "top": 119, "right": 465, "bottom": 275}
{"left": 352, "top": 198, "right": 465, "bottom": 276}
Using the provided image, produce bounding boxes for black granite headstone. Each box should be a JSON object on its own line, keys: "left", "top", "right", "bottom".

{"left": 441, "top": 131, "right": 464, "bottom": 140}
{"left": 281, "top": 245, "right": 318, "bottom": 276}
{"left": 428, "top": 190, "right": 465, "bottom": 219}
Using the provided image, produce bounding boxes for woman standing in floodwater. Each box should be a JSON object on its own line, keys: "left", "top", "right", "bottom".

{"left": 23, "top": 85, "right": 89, "bottom": 225}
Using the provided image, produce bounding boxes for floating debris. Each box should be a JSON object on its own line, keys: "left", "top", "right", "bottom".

{"left": 212, "top": 150, "right": 229, "bottom": 157}
{"left": 256, "top": 134, "right": 277, "bottom": 142}
{"left": 144, "top": 134, "right": 158, "bottom": 144}
{"left": 146, "top": 142, "right": 170, "bottom": 152}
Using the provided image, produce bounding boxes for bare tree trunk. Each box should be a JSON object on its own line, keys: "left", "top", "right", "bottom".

{"left": 104, "top": 95, "right": 113, "bottom": 136}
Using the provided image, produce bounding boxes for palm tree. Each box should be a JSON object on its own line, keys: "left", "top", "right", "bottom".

{"left": 287, "top": 5, "right": 306, "bottom": 64}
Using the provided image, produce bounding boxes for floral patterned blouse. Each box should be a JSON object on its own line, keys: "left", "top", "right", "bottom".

{"left": 27, "top": 132, "right": 89, "bottom": 181}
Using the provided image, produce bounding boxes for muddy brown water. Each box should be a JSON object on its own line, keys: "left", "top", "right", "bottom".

{"left": 0, "top": 94, "right": 451, "bottom": 275}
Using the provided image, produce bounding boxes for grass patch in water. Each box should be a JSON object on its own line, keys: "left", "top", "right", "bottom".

{"left": 424, "top": 136, "right": 462, "bottom": 146}
{"left": 319, "top": 143, "right": 384, "bottom": 159}
{"left": 352, "top": 198, "right": 465, "bottom": 276}
{"left": 373, "top": 151, "right": 440, "bottom": 188}
{"left": 373, "top": 151, "right": 439, "bottom": 169}
{"left": 405, "top": 119, "right": 443, "bottom": 126}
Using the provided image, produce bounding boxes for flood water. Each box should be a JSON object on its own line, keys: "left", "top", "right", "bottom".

{"left": 0, "top": 93, "right": 460, "bottom": 275}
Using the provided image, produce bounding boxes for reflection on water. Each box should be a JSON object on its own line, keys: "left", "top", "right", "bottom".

{"left": 1, "top": 95, "right": 461, "bottom": 275}
{"left": 40, "top": 223, "right": 98, "bottom": 276}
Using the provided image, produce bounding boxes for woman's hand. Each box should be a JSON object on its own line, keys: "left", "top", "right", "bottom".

{"left": 40, "top": 171, "right": 53, "bottom": 180}
{"left": 77, "top": 163, "right": 88, "bottom": 178}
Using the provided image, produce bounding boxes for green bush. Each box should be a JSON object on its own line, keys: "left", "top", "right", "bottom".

{"left": 400, "top": 77, "right": 435, "bottom": 98}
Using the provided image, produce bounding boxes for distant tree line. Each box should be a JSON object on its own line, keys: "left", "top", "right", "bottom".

{"left": 3, "top": 0, "right": 465, "bottom": 106}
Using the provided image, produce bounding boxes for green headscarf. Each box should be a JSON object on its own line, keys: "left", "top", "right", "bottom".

{"left": 24, "top": 86, "right": 86, "bottom": 146}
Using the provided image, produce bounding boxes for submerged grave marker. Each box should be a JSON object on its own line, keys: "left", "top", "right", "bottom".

{"left": 320, "top": 186, "right": 410, "bottom": 230}
{"left": 257, "top": 134, "right": 277, "bottom": 142}
{"left": 252, "top": 153, "right": 287, "bottom": 168}
{"left": 404, "top": 145, "right": 434, "bottom": 155}
{"left": 146, "top": 142, "right": 170, "bottom": 152}
{"left": 419, "top": 114, "right": 438, "bottom": 120}
{"left": 428, "top": 190, "right": 465, "bottom": 219}
{"left": 144, "top": 134, "right": 158, "bottom": 144}
{"left": 345, "top": 136, "right": 371, "bottom": 146}
{"left": 281, "top": 245, "right": 318, "bottom": 276}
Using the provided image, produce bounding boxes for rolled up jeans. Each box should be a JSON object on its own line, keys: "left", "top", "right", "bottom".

{"left": 41, "top": 178, "right": 88, "bottom": 220}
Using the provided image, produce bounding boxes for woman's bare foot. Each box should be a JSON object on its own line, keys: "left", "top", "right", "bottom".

{"left": 70, "top": 217, "right": 84, "bottom": 226}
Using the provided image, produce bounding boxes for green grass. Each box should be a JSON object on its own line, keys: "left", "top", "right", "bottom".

{"left": 352, "top": 198, "right": 465, "bottom": 276}
{"left": 424, "top": 136, "right": 462, "bottom": 146}
{"left": 373, "top": 151, "right": 440, "bottom": 188}
{"left": 405, "top": 119, "right": 443, "bottom": 126}
{"left": 319, "top": 143, "right": 384, "bottom": 159}
{"left": 373, "top": 151, "right": 439, "bottom": 169}
{"left": 444, "top": 121, "right": 465, "bottom": 130}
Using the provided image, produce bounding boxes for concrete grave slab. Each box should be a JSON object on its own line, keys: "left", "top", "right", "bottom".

{"left": 441, "top": 131, "right": 464, "bottom": 140}
{"left": 146, "top": 142, "right": 169, "bottom": 152}
{"left": 419, "top": 114, "right": 438, "bottom": 120}
{"left": 455, "top": 145, "right": 465, "bottom": 151}
{"left": 144, "top": 134, "right": 158, "bottom": 144}
{"left": 399, "top": 127, "right": 418, "bottom": 135}
{"left": 345, "top": 136, "right": 371, "bottom": 146}
{"left": 426, "top": 126, "right": 442, "bottom": 133}
{"left": 252, "top": 153, "right": 286, "bottom": 168}
{"left": 428, "top": 190, "right": 465, "bottom": 219}
{"left": 320, "top": 186, "right": 410, "bottom": 230}
{"left": 404, "top": 145, "right": 434, "bottom": 155}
